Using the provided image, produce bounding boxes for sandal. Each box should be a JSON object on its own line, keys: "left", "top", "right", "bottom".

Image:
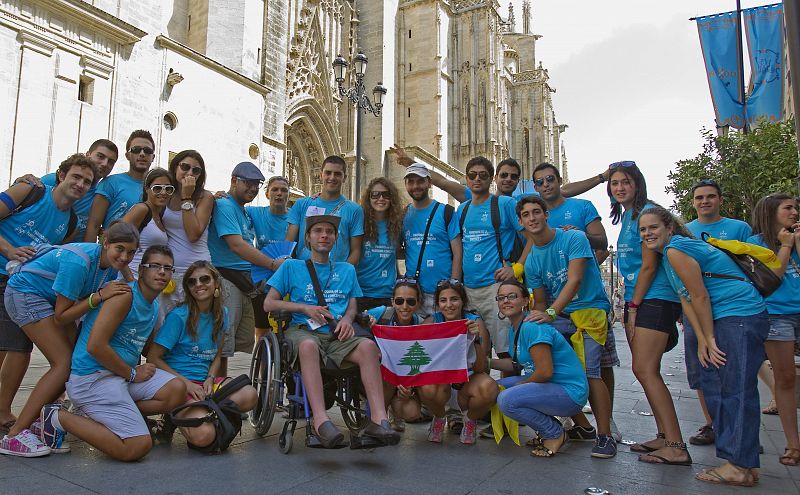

{"left": 638, "top": 440, "right": 693, "bottom": 466}
{"left": 0, "top": 419, "right": 16, "bottom": 436}
{"left": 762, "top": 400, "right": 778, "bottom": 415}
{"left": 530, "top": 430, "right": 567, "bottom": 458}
{"left": 629, "top": 432, "right": 665, "bottom": 453}
{"left": 695, "top": 465, "right": 756, "bottom": 487}
{"left": 780, "top": 448, "right": 800, "bottom": 466}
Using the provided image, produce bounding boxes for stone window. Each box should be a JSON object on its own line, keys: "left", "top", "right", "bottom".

{"left": 78, "top": 76, "right": 94, "bottom": 104}
{"left": 163, "top": 112, "right": 178, "bottom": 131}
{"left": 248, "top": 144, "right": 260, "bottom": 160}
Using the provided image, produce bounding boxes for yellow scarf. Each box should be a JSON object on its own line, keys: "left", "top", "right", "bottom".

{"left": 568, "top": 308, "right": 608, "bottom": 369}
{"left": 489, "top": 384, "right": 520, "bottom": 445}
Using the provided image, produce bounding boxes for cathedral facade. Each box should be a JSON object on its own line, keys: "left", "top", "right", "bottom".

{"left": 0, "top": 0, "right": 567, "bottom": 203}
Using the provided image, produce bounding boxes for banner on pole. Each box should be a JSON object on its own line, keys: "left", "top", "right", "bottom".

{"left": 374, "top": 320, "right": 469, "bottom": 387}
{"left": 743, "top": 3, "right": 785, "bottom": 125}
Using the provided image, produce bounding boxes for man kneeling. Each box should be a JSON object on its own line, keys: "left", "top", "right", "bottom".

{"left": 39, "top": 246, "right": 186, "bottom": 461}
{"left": 264, "top": 215, "right": 400, "bottom": 448}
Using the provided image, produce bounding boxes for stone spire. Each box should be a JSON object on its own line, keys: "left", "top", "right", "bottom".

{"left": 508, "top": 2, "right": 516, "bottom": 33}
{"left": 522, "top": 1, "right": 532, "bottom": 34}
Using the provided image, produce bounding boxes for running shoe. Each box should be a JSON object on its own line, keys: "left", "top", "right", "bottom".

{"left": 40, "top": 403, "right": 68, "bottom": 452}
{"left": 689, "top": 424, "right": 715, "bottom": 446}
{"left": 591, "top": 434, "right": 617, "bottom": 458}
{"left": 566, "top": 425, "right": 597, "bottom": 441}
{"left": 30, "top": 418, "right": 70, "bottom": 453}
{"left": 0, "top": 429, "right": 51, "bottom": 457}
{"left": 428, "top": 417, "right": 446, "bottom": 443}
{"left": 460, "top": 418, "right": 477, "bottom": 445}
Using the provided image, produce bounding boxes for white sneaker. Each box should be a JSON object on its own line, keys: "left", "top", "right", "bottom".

{"left": 0, "top": 430, "right": 51, "bottom": 457}
{"left": 610, "top": 418, "right": 622, "bottom": 443}
{"left": 582, "top": 404, "right": 593, "bottom": 414}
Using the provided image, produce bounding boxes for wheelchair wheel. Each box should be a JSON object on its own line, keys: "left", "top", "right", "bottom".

{"left": 339, "top": 378, "right": 370, "bottom": 431}
{"left": 249, "top": 332, "right": 281, "bottom": 436}
{"left": 279, "top": 420, "right": 295, "bottom": 454}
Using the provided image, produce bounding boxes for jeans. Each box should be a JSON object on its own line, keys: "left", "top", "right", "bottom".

{"left": 699, "top": 311, "right": 769, "bottom": 468}
{"left": 496, "top": 376, "right": 583, "bottom": 440}
{"left": 682, "top": 315, "right": 702, "bottom": 390}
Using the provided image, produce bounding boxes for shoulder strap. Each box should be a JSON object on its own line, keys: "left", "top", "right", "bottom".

{"left": 443, "top": 203, "right": 454, "bottom": 227}
{"left": 1, "top": 184, "right": 46, "bottom": 221}
{"left": 138, "top": 203, "right": 154, "bottom": 232}
{"left": 330, "top": 199, "right": 347, "bottom": 216}
{"left": 458, "top": 200, "right": 471, "bottom": 235}
{"left": 305, "top": 259, "right": 336, "bottom": 326}
{"left": 14, "top": 244, "right": 91, "bottom": 280}
{"left": 414, "top": 202, "right": 441, "bottom": 279}
{"left": 64, "top": 209, "right": 78, "bottom": 242}
{"left": 490, "top": 195, "right": 505, "bottom": 265}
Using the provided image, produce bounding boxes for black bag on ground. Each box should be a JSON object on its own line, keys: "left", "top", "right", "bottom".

{"left": 168, "top": 374, "right": 251, "bottom": 453}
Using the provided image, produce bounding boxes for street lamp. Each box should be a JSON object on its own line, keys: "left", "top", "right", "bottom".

{"left": 333, "top": 51, "right": 387, "bottom": 197}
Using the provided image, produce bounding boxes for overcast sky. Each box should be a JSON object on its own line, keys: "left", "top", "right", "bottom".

{"left": 510, "top": 0, "right": 768, "bottom": 244}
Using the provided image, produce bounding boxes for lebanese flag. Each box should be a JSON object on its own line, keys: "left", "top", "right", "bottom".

{"left": 373, "top": 320, "right": 469, "bottom": 387}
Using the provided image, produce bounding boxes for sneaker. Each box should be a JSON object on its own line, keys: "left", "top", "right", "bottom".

{"left": 40, "top": 403, "right": 67, "bottom": 452}
{"left": 460, "top": 418, "right": 477, "bottom": 445}
{"left": 428, "top": 417, "right": 446, "bottom": 443}
{"left": 0, "top": 429, "right": 51, "bottom": 457}
{"left": 591, "top": 434, "right": 617, "bottom": 458}
{"left": 689, "top": 424, "right": 715, "bottom": 446}
{"left": 566, "top": 425, "right": 597, "bottom": 442}
{"left": 30, "top": 418, "right": 69, "bottom": 453}
{"left": 479, "top": 424, "right": 494, "bottom": 439}
{"left": 582, "top": 404, "right": 593, "bottom": 414}
{"left": 390, "top": 418, "right": 406, "bottom": 433}
{"left": 610, "top": 418, "right": 622, "bottom": 443}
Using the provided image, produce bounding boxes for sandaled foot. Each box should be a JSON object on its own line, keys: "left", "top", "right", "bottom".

{"left": 530, "top": 431, "right": 567, "bottom": 458}
{"left": 780, "top": 448, "right": 800, "bottom": 466}
{"left": 638, "top": 443, "right": 692, "bottom": 466}
{"left": 695, "top": 464, "right": 756, "bottom": 487}
{"left": 0, "top": 418, "right": 16, "bottom": 437}
{"left": 761, "top": 399, "right": 778, "bottom": 415}
{"left": 630, "top": 433, "right": 666, "bottom": 453}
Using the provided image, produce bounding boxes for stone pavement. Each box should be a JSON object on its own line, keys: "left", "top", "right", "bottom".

{"left": 0, "top": 324, "right": 797, "bottom": 494}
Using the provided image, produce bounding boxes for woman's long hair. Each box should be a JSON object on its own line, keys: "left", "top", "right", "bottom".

{"left": 168, "top": 150, "right": 206, "bottom": 202}
{"left": 361, "top": 177, "right": 404, "bottom": 247}
{"left": 607, "top": 164, "right": 649, "bottom": 225}
{"left": 181, "top": 261, "right": 225, "bottom": 342}
{"left": 638, "top": 205, "right": 693, "bottom": 240}
{"left": 751, "top": 193, "right": 796, "bottom": 252}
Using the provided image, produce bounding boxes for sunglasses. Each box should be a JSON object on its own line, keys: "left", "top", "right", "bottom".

{"left": 533, "top": 175, "right": 557, "bottom": 187}
{"left": 187, "top": 274, "right": 213, "bottom": 287}
{"left": 370, "top": 190, "right": 391, "bottom": 200}
{"left": 236, "top": 177, "right": 264, "bottom": 188}
{"left": 609, "top": 160, "right": 636, "bottom": 169}
{"left": 178, "top": 162, "right": 203, "bottom": 175}
{"left": 494, "top": 293, "right": 521, "bottom": 303}
{"left": 129, "top": 146, "right": 154, "bottom": 155}
{"left": 394, "top": 277, "right": 418, "bottom": 287}
{"left": 466, "top": 171, "right": 490, "bottom": 181}
{"left": 393, "top": 297, "right": 418, "bottom": 307}
{"left": 436, "top": 278, "right": 463, "bottom": 289}
{"left": 498, "top": 172, "right": 520, "bottom": 181}
{"left": 150, "top": 184, "right": 175, "bottom": 195}
{"left": 141, "top": 263, "right": 175, "bottom": 273}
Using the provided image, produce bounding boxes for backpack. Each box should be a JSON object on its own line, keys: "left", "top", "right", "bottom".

{"left": 459, "top": 195, "right": 523, "bottom": 265}
{"left": 168, "top": 374, "right": 250, "bottom": 454}
{"left": 7, "top": 244, "right": 91, "bottom": 280}
{"left": 700, "top": 232, "right": 782, "bottom": 297}
{"left": 4, "top": 184, "right": 78, "bottom": 242}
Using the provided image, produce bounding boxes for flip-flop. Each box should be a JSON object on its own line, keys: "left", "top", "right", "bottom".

{"left": 695, "top": 467, "right": 756, "bottom": 487}
{"left": 629, "top": 442, "right": 658, "bottom": 453}
{"left": 638, "top": 452, "right": 693, "bottom": 466}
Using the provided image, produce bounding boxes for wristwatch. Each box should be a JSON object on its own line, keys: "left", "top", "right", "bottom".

{"left": 181, "top": 200, "right": 194, "bottom": 211}
{"left": 545, "top": 308, "right": 557, "bottom": 321}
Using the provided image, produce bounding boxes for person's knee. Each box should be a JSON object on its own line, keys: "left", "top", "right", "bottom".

{"left": 298, "top": 339, "right": 319, "bottom": 357}
{"left": 477, "top": 377, "right": 499, "bottom": 401}
{"left": 160, "top": 379, "right": 187, "bottom": 410}
{"left": 184, "top": 424, "right": 216, "bottom": 448}
{"left": 235, "top": 386, "right": 258, "bottom": 412}
{"left": 355, "top": 339, "right": 380, "bottom": 360}
{"left": 773, "top": 364, "right": 797, "bottom": 388}
{"left": 118, "top": 436, "right": 152, "bottom": 462}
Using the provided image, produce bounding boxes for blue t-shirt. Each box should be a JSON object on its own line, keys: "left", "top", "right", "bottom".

{"left": 71, "top": 280, "right": 159, "bottom": 376}
{"left": 208, "top": 195, "right": 256, "bottom": 271}
{"left": 0, "top": 185, "right": 72, "bottom": 275}
{"left": 154, "top": 305, "right": 229, "bottom": 381}
{"left": 508, "top": 320, "right": 589, "bottom": 406}
{"left": 747, "top": 234, "right": 800, "bottom": 315}
{"left": 457, "top": 195, "right": 524, "bottom": 288}
{"left": 547, "top": 198, "right": 601, "bottom": 232}
{"left": 267, "top": 258, "right": 363, "bottom": 333}
{"left": 8, "top": 243, "right": 117, "bottom": 305}
{"left": 356, "top": 219, "right": 397, "bottom": 298}
{"left": 662, "top": 235, "right": 765, "bottom": 319}
{"left": 616, "top": 203, "right": 679, "bottom": 302}
{"left": 42, "top": 173, "right": 96, "bottom": 241}
{"left": 367, "top": 305, "right": 423, "bottom": 326}
{"left": 686, "top": 217, "right": 752, "bottom": 241}
{"left": 246, "top": 206, "right": 289, "bottom": 249}
{"left": 403, "top": 201, "right": 460, "bottom": 294}
{"left": 95, "top": 173, "right": 143, "bottom": 228}
{"left": 287, "top": 195, "right": 364, "bottom": 262}
{"left": 525, "top": 229, "right": 610, "bottom": 313}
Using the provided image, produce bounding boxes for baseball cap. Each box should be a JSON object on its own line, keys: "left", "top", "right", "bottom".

{"left": 305, "top": 214, "right": 341, "bottom": 233}
{"left": 404, "top": 163, "right": 431, "bottom": 179}
{"left": 231, "top": 161, "right": 265, "bottom": 181}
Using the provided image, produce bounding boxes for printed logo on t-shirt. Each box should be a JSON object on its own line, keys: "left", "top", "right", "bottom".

{"left": 427, "top": 259, "right": 434, "bottom": 267}
{"left": 481, "top": 211, "right": 489, "bottom": 223}
{"left": 474, "top": 253, "right": 482, "bottom": 262}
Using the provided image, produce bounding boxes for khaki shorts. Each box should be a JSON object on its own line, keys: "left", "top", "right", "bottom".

{"left": 284, "top": 324, "right": 365, "bottom": 369}
{"left": 466, "top": 282, "right": 511, "bottom": 355}
{"left": 220, "top": 278, "right": 255, "bottom": 356}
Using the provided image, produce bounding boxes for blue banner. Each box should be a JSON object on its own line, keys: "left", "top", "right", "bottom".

{"left": 743, "top": 3, "right": 785, "bottom": 125}
{"left": 696, "top": 12, "right": 746, "bottom": 128}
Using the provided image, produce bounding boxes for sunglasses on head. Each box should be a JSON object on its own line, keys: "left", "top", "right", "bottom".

{"left": 394, "top": 277, "right": 418, "bottom": 287}
{"left": 533, "top": 175, "right": 557, "bottom": 187}
{"left": 129, "top": 146, "right": 154, "bottom": 155}
{"left": 150, "top": 184, "right": 175, "bottom": 195}
{"left": 466, "top": 171, "right": 490, "bottom": 181}
{"left": 498, "top": 172, "right": 520, "bottom": 181}
{"left": 436, "top": 278, "right": 463, "bottom": 289}
{"left": 609, "top": 160, "right": 636, "bottom": 169}
{"left": 393, "top": 296, "right": 418, "bottom": 307}
{"left": 187, "top": 274, "right": 213, "bottom": 287}
{"left": 370, "top": 190, "right": 391, "bottom": 199}
{"left": 178, "top": 162, "right": 203, "bottom": 175}
{"left": 693, "top": 179, "right": 719, "bottom": 189}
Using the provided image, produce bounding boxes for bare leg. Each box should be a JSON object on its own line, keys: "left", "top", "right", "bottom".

{"left": 417, "top": 384, "right": 450, "bottom": 417}
{"left": 58, "top": 409, "right": 152, "bottom": 461}
{"left": 136, "top": 379, "right": 185, "bottom": 416}
{"left": 601, "top": 366, "right": 615, "bottom": 409}
{"left": 345, "top": 340, "right": 389, "bottom": 424}
{"left": 696, "top": 389, "right": 713, "bottom": 425}
{"left": 458, "top": 374, "right": 498, "bottom": 421}
{"left": 765, "top": 341, "right": 800, "bottom": 450}
{"left": 0, "top": 351, "right": 31, "bottom": 425}
{"left": 176, "top": 404, "right": 217, "bottom": 448}
{"left": 758, "top": 360, "right": 776, "bottom": 405}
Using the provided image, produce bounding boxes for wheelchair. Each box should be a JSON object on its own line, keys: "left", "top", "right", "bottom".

{"left": 248, "top": 311, "right": 386, "bottom": 454}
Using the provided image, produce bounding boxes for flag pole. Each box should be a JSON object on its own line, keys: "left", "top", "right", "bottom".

{"left": 784, "top": 0, "right": 800, "bottom": 196}
{"left": 736, "top": 0, "right": 749, "bottom": 133}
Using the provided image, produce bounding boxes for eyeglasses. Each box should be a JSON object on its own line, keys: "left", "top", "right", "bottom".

{"left": 393, "top": 297, "right": 418, "bottom": 307}
{"left": 494, "top": 293, "right": 521, "bottom": 303}
{"left": 533, "top": 175, "right": 557, "bottom": 187}
{"left": 178, "top": 162, "right": 203, "bottom": 175}
{"left": 466, "top": 171, "right": 490, "bottom": 181}
{"left": 609, "top": 160, "right": 636, "bottom": 169}
{"left": 236, "top": 177, "right": 264, "bottom": 188}
{"left": 498, "top": 172, "right": 520, "bottom": 181}
{"left": 187, "top": 274, "right": 213, "bottom": 287}
{"left": 436, "top": 278, "right": 463, "bottom": 289}
{"left": 141, "top": 263, "right": 175, "bottom": 273}
{"left": 149, "top": 184, "right": 175, "bottom": 196}
{"left": 370, "top": 190, "right": 391, "bottom": 200}
{"left": 129, "top": 146, "right": 154, "bottom": 155}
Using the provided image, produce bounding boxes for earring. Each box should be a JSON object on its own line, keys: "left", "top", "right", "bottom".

{"left": 214, "top": 288, "right": 220, "bottom": 298}
{"left": 497, "top": 311, "right": 506, "bottom": 320}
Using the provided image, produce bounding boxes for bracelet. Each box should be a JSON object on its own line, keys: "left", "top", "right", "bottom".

{"left": 627, "top": 301, "right": 640, "bottom": 309}
{"left": 87, "top": 292, "right": 97, "bottom": 309}
{"left": 206, "top": 375, "right": 215, "bottom": 381}
{"left": 129, "top": 366, "right": 137, "bottom": 383}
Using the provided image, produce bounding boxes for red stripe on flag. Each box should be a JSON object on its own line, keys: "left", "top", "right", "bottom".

{"left": 373, "top": 319, "right": 467, "bottom": 341}
{"left": 381, "top": 366, "right": 468, "bottom": 388}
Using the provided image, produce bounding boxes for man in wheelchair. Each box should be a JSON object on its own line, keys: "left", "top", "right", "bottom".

{"left": 263, "top": 215, "right": 401, "bottom": 448}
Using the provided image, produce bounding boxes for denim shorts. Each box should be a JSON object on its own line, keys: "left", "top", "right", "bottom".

{"left": 550, "top": 317, "right": 602, "bottom": 380}
{"left": 766, "top": 313, "right": 800, "bottom": 342}
{"left": 4, "top": 286, "right": 54, "bottom": 327}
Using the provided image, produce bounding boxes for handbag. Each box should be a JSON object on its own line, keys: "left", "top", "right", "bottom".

{"left": 701, "top": 232, "right": 782, "bottom": 297}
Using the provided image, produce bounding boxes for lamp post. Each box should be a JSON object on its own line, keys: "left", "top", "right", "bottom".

{"left": 333, "top": 51, "right": 387, "bottom": 198}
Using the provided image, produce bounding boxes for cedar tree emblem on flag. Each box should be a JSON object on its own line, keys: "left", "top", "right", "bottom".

{"left": 373, "top": 320, "right": 469, "bottom": 387}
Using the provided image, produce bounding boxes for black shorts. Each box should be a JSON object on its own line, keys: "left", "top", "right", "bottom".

{"left": 0, "top": 274, "right": 33, "bottom": 353}
{"left": 252, "top": 293, "right": 268, "bottom": 329}
{"left": 625, "top": 299, "right": 681, "bottom": 351}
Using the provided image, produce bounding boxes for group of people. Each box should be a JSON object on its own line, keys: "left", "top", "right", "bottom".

{"left": 0, "top": 131, "right": 795, "bottom": 489}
